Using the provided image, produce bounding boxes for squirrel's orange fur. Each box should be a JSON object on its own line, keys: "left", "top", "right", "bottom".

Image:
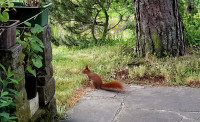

{"left": 82, "top": 64, "right": 124, "bottom": 91}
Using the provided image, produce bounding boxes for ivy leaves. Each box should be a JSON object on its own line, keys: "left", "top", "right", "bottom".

{"left": 16, "top": 22, "right": 44, "bottom": 77}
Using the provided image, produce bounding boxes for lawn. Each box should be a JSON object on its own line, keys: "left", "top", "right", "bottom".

{"left": 52, "top": 45, "right": 130, "bottom": 109}
{"left": 52, "top": 44, "right": 200, "bottom": 118}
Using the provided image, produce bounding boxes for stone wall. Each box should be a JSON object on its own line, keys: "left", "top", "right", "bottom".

{"left": 0, "top": 25, "right": 57, "bottom": 121}
{"left": 0, "top": 44, "right": 31, "bottom": 121}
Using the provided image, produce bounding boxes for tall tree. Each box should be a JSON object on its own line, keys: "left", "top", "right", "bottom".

{"left": 134, "top": 0, "right": 185, "bottom": 57}
{"left": 50, "top": 0, "right": 133, "bottom": 45}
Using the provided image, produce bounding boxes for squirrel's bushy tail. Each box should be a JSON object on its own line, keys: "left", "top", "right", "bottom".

{"left": 101, "top": 81, "right": 124, "bottom": 91}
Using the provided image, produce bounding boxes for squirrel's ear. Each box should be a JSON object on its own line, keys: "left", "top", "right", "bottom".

{"left": 86, "top": 64, "right": 88, "bottom": 69}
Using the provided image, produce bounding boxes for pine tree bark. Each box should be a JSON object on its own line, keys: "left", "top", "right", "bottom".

{"left": 134, "top": 0, "right": 185, "bottom": 57}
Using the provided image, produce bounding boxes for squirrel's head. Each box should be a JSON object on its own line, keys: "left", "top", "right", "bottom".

{"left": 82, "top": 64, "right": 91, "bottom": 74}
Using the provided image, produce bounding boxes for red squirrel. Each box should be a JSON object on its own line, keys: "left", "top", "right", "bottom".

{"left": 82, "top": 64, "right": 124, "bottom": 91}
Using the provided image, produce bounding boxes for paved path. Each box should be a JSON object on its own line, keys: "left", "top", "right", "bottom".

{"left": 63, "top": 85, "right": 200, "bottom": 122}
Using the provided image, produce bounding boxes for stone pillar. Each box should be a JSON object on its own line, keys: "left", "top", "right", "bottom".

{"left": 31, "top": 25, "right": 57, "bottom": 122}
{"left": 0, "top": 44, "right": 31, "bottom": 121}
{"left": 0, "top": 24, "right": 57, "bottom": 121}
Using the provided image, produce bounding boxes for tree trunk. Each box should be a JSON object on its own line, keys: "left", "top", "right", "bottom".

{"left": 92, "top": 10, "right": 100, "bottom": 44}
{"left": 102, "top": 8, "right": 109, "bottom": 41}
{"left": 134, "top": 0, "right": 185, "bottom": 57}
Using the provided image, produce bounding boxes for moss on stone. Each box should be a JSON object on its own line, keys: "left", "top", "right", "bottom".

{"left": 30, "top": 98, "right": 57, "bottom": 122}
{"left": 19, "top": 51, "right": 25, "bottom": 66}
{"left": 15, "top": 101, "right": 31, "bottom": 122}
{"left": 14, "top": 88, "right": 27, "bottom": 107}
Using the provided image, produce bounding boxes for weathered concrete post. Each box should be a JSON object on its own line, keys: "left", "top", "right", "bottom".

{"left": 0, "top": 24, "right": 57, "bottom": 121}
{"left": 31, "top": 25, "right": 57, "bottom": 122}
{"left": 0, "top": 44, "right": 31, "bottom": 121}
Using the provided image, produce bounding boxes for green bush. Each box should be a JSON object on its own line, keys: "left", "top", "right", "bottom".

{"left": 179, "top": 0, "right": 200, "bottom": 47}
{"left": 0, "top": 64, "right": 24, "bottom": 122}
{"left": 16, "top": 22, "right": 44, "bottom": 77}
{"left": 183, "top": 13, "right": 200, "bottom": 46}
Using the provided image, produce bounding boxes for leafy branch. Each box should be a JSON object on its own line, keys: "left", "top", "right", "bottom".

{"left": 16, "top": 22, "right": 44, "bottom": 77}
{"left": 0, "top": 64, "right": 24, "bottom": 122}
{"left": 0, "top": 0, "right": 14, "bottom": 22}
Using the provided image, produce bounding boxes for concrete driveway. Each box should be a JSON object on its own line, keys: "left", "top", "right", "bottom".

{"left": 63, "top": 85, "right": 200, "bottom": 122}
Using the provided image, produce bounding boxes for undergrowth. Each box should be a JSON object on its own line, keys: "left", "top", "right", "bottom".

{"left": 127, "top": 48, "right": 200, "bottom": 87}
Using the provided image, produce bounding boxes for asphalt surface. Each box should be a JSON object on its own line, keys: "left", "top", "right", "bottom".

{"left": 62, "top": 85, "right": 200, "bottom": 122}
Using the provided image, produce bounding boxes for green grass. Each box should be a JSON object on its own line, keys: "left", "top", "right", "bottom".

{"left": 52, "top": 45, "right": 130, "bottom": 109}
{"left": 127, "top": 47, "right": 200, "bottom": 86}
{"left": 53, "top": 44, "right": 200, "bottom": 118}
